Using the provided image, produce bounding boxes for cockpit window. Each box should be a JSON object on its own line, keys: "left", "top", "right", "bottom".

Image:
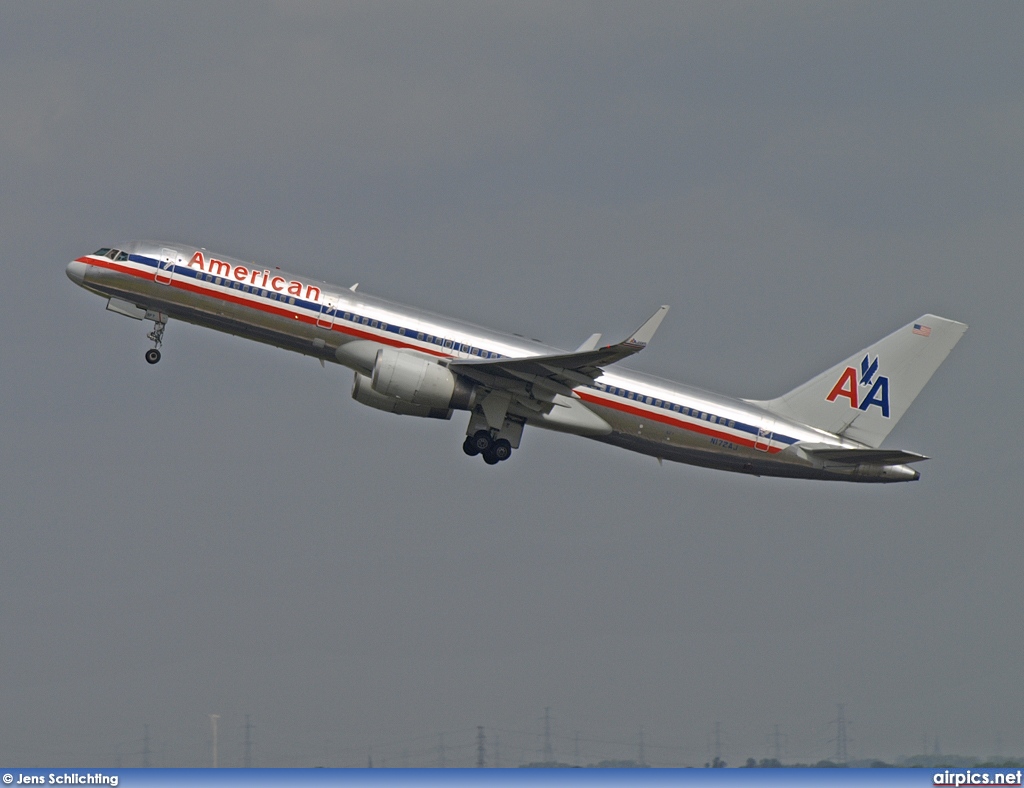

{"left": 115, "top": 251, "right": 130, "bottom": 261}
{"left": 94, "top": 248, "right": 111, "bottom": 257}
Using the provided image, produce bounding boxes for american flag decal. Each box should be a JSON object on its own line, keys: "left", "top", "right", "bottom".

{"left": 913, "top": 323, "right": 932, "bottom": 337}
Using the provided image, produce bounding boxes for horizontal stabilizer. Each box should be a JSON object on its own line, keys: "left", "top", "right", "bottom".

{"left": 805, "top": 447, "right": 929, "bottom": 465}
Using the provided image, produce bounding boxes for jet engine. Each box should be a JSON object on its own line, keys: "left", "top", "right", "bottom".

{"left": 370, "top": 348, "right": 477, "bottom": 411}
{"left": 350, "top": 349, "right": 478, "bottom": 420}
{"left": 351, "top": 373, "right": 452, "bottom": 420}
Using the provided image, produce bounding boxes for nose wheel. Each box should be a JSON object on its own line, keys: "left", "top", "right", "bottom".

{"left": 144, "top": 314, "right": 168, "bottom": 364}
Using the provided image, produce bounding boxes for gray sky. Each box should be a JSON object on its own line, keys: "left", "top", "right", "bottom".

{"left": 2, "top": 1, "right": 1021, "bottom": 767}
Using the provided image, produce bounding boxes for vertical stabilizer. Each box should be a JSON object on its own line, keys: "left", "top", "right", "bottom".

{"left": 749, "top": 315, "right": 967, "bottom": 447}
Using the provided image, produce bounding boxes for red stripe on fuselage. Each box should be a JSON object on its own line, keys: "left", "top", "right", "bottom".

{"left": 576, "top": 390, "right": 782, "bottom": 454}
{"left": 77, "top": 255, "right": 450, "bottom": 358}
{"left": 78, "top": 255, "right": 783, "bottom": 454}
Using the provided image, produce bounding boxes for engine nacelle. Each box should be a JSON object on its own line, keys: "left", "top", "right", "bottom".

{"left": 351, "top": 373, "right": 452, "bottom": 420}
{"left": 371, "top": 348, "right": 476, "bottom": 411}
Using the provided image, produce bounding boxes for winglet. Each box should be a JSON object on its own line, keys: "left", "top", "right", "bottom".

{"left": 623, "top": 306, "right": 669, "bottom": 349}
{"left": 575, "top": 333, "right": 603, "bottom": 352}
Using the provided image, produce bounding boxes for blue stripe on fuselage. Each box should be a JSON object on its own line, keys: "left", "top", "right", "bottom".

{"left": 124, "top": 252, "right": 799, "bottom": 449}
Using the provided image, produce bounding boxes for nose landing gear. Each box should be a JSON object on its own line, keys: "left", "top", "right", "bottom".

{"left": 145, "top": 314, "right": 167, "bottom": 364}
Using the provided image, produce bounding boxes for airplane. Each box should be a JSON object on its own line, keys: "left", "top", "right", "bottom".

{"left": 66, "top": 241, "right": 967, "bottom": 483}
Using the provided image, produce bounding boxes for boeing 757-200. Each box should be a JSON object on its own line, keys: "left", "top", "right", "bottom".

{"left": 67, "top": 242, "right": 966, "bottom": 482}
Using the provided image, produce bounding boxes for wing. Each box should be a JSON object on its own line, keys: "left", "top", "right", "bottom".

{"left": 448, "top": 306, "right": 669, "bottom": 399}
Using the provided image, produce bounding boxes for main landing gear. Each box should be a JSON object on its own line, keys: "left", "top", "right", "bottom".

{"left": 462, "top": 430, "right": 513, "bottom": 465}
{"left": 145, "top": 314, "right": 168, "bottom": 364}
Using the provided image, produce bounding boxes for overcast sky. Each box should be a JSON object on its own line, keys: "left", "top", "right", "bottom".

{"left": 2, "top": 1, "right": 1022, "bottom": 768}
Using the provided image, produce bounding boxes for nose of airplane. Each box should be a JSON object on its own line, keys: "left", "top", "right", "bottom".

{"left": 66, "top": 259, "right": 89, "bottom": 285}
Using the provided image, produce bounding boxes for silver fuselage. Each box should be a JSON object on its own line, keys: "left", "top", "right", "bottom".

{"left": 67, "top": 241, "right": 920, "bottom": 482}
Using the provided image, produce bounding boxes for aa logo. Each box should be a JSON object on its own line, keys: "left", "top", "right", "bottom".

{"left": 826, "top": 355, "right": 890, "bottom": 418}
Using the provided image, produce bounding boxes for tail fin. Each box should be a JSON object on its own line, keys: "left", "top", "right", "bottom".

{"left": 749, "top": 315, "right": 967, "bottom": 448}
